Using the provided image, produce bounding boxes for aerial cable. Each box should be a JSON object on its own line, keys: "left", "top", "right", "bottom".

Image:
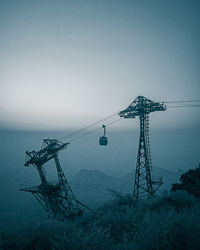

{"left": 59, "top": 112, "right": 118, "bottom": 140}
{"left": 3, "top": 103, "right": 198, "bottom": 191}
{"left": 69, "top": 126, "right": 104, "bottom": 142}
{"left": 164, "top": 100, "right": 200, "bottom": 103}
{"left": 105, "top": 117, "right": 123, "bottom": 126}
{"left": 59, "top": 100, "right": 200, "bottom": 141}
{"left": 167, "top": 104, "right": 200, "bottom": 108}
{"left": 69, "top": 117, "right": 123, "bottom": 143}
{"left": 58, "top": 112, "right": 119, "bottom": 141}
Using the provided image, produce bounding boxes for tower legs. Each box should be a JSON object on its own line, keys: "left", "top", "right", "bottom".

{"left": 133, "top": 114, "right": 154, "bottom": 199}
{"left": 20, "top": 139, "right": 83, "bottom": 220}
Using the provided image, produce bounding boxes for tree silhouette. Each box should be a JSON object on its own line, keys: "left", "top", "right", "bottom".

{"left": 171, "top": 164, "right": 200, "bottom": 197}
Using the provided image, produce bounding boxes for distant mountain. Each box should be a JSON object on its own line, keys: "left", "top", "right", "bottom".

{"left": 70, "top": 169, "right": 121, "bottom": 207}
{"left": 70, "top": 167, "right": 180, "bottom": 208}
{"left": 71, "top": 169, "right": 120, "bottom": 190}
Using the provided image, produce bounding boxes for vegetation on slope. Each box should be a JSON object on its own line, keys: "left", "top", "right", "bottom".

{"left": 172, "top": 164, "right": 200, "bottom": 197}
{"left": 0, "top": 191, "right": 200, "bottom": 250}
{"left": 1, "top": 166, "right": 200, "bottom": 250}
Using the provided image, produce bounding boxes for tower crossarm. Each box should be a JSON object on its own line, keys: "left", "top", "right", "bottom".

{"left": 119, "top": 96, "right": 166, "bottom": 118}
{"left": 25, "top": 139, "right": 69, "bottom": 167}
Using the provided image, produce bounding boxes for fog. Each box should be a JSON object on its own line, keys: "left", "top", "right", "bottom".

{"left": 0, "top": 126, "right": 199, "bottom": 224}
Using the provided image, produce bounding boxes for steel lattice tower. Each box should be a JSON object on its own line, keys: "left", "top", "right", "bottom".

{"left": 20, "top": 139, "right": 85, "bottom": 220}
{"left": 119, "top": 96, "right": 166, "bottom": 199}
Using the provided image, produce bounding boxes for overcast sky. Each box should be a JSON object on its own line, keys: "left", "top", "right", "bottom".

{"left": 0, "top": 0, "right": 199, "bottom": 130}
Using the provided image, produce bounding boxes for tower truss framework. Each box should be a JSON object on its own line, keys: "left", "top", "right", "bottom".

{"left": 119, "top": 96, "right": 166, "bottom": 199}
{"left": 20, "top": 139, "right": 85, "bottom": 220}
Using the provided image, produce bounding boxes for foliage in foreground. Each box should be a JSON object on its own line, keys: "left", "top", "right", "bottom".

{"left": 172, "top": 164, "right": 200, "bottom": 197}
{"left": 0, "top": 191, "right": 200, "bottom": 250}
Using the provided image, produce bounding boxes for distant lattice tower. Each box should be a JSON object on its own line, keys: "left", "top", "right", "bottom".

{"left": 119, "top": 96, "right": 166, "bottom": 199}
{"left": 20, "top": 139, "right": 85, "bottom": 221}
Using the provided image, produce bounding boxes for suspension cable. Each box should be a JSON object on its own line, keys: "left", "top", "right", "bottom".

{"left": 167, "top": 104, "right": 200, "bottom": 108}
{"left": 3, "top": 99, "right": 200, "bottom": 191}
{"left": 58, "top": 112, "right": 119, "bottom": 140}
{"left": 0, "top": 116, "right": 122, "bottom": 191}
{"left": 164, "top": 100, "right": 200, "bottom": 103}
{"left": 58, "top": 99, "right": 200, "bottom": 141}
{"left": 69, "top": 117, "right": 123, "bottom": 143}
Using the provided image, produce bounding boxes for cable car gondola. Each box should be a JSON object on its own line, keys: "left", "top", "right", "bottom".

{"left": 99, "top": 125, "right": 108, "bottom": 146}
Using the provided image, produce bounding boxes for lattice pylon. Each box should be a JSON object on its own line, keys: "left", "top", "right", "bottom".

{"left": 20, "top": 139, "right": 86, "bottom": 221}
{"left": 119, "top": 96, "right": 166, "bottom": 200}
{"left": 133, "top": 114, "right": 154, "bottom": 199}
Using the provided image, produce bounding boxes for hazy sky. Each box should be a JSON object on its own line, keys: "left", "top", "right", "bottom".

{"left": 0, "top": 0, "right": 199, "bottom": 130}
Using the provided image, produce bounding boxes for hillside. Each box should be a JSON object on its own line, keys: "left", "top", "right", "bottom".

{"left": 1, "top": 191, "right": 199, "bottom": 250}
{"left": 71, "top": 167, "right": 180, "bottom": 207}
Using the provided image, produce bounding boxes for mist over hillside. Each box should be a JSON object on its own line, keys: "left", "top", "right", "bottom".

{"left": 71, "top": 167, "right": 180, "bottom": 208}
{"left": 1, "top": 0, "right": 199, "bottom": 247}
{"left": 0, "top": 128, "right": 199, "bottom": 227}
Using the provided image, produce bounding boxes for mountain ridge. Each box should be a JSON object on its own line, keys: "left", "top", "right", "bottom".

{"left": 71, "top": 167, "right": 180, "bottom": 207}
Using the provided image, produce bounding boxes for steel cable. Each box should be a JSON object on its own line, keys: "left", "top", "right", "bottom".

{"left": 58, "top": 112, "right": 119, "bottom": 141}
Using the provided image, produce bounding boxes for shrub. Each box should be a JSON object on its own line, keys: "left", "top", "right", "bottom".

{"left": 172, "top": 165, "right": 200, "bottom": 197}
{"left": 0, "top": 192, "right": 200, "bottom": 250}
